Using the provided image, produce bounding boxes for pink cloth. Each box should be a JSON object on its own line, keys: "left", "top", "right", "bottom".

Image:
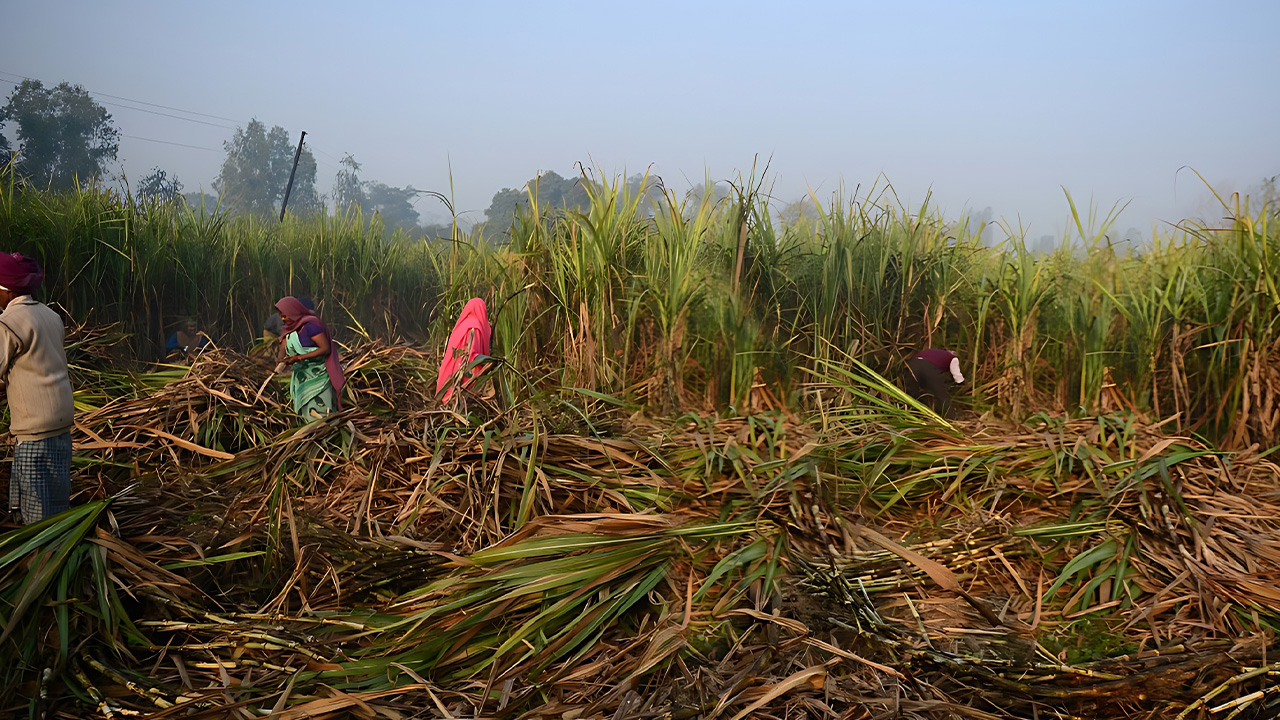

{"left": 275, "top": 296, "right": 346, "bottom": 402}
{"left": 436, "top": 298, "right": 492, "bottom": 401}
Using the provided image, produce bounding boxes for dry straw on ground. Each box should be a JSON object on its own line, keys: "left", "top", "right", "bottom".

{"left": 2, "top": 336, "right": 1278, "bottom": 719}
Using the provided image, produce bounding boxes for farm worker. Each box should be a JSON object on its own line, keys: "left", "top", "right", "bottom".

{"left": 263, "top": 296, "right": 314, "bottom": 341}
{"left": 436, "top": 298, "right": 491, "bottom": 402}
{"left": 165, "top": 317, "right": 211, "bottom": 362}
{"left": 904, "top": 348, "right": 965, "bottom": 418}
{"left": 274, "top": 296, "right": 345, "bottom": 420}
{"left": 0, "top": 253, "right": 75, "bottom": 524}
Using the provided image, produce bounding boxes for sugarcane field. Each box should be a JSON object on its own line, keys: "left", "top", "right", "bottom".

{"left": 0, "top": 162, "right": 1278, "bottom": 720}
{"left": 3, "top": 5, "right": 1280, "bottom": 714}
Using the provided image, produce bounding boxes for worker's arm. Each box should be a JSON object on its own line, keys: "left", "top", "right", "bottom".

{"left": 274, "top": 332, "right": 289, "bottom": 364}
{"left": 0, "top": 320, "right": 18, "bottom": 391}
{"left": 949, "top": 357, "right": 965, "bottom": 384}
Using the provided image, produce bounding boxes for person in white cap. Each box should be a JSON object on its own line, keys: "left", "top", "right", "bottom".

{"left": 904, "top": 348, "right": 965, "bottom": 418}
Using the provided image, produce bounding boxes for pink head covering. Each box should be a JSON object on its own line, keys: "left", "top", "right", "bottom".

{"left": 275, "top": 296, "right": 346, "bottom": 400}
{"left": 436, "top": 298, "right": 492, "bottom": 401}
{"left": 0, "top": 253, "right": 44, "bottom": 294}
{"left": 275, "top": 296, "right": 317, "bottom": 334}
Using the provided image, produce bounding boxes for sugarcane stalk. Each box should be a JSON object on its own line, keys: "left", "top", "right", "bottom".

{"left": 190, "top": 657, "right": 301, "bottom": 673}
{"left": 79, "top": 651, "right": 175, "bottom": 708}
{"left": 70, "top": 663, "right": 117, "bottom": 719}
{"left": 1176, "top": 660, "right": 1280, "bottom": 719}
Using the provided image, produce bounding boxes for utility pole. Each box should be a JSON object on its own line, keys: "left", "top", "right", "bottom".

{"left": 279, "top": 130, "right": 307, "bottom": 221}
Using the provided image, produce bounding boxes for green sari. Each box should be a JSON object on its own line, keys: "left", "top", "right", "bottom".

{"left": 285, "top": 330, "right": 337, "bottom": 419}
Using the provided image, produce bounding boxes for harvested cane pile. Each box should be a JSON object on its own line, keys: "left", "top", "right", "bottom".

{"left": 2, "top": 338, "right": 1279, "bottom": 719}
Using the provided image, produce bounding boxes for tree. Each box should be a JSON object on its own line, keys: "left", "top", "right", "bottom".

{"left": 0, "top": 79, "right": 119, "bottom": 189}
{"left": 136, "top": 168, "right": 184, "bottom": 202}
{"left": 214, "top": 120, "right": 320, "bottom": 217}
{"left": 484, "top": 187, "right": 526, "bottom": 229}
{"left": 180, "top": 191, "right": 220, "bottom": 216}
{"left": 0, "top": 133, "right": 11, "bottom": 174}
{"left": 482, "top": 170, "right": 591, "bottom": 230}
{"left": 420, "top": 222, "right": 454, "bottom": 240}
{"left": 366, "top": 181, "right": 421, "bottom": 233}
{"left": 778, "top": 198, "right": 822, "bottom": 226}
{"left": 682, "top": 182, "right": 730, "bottom": 219}
{"left": 330, "top": 154, "right": 421, "bottom": 234}
{"left": 626, "top": 173, "right": 664, "bottom": 218}
{"left": 332, "top": 153, "right": 366, "bottom": 214}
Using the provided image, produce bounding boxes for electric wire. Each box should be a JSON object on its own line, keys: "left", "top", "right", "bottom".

{"left": 0, "top": 70, "right": 247, "bottom": 125}
{"left": 122, "top": 135, "right": 220, "bottom": 152}
{"left": 2, "top": 70, "right": 352, "bottom": 189}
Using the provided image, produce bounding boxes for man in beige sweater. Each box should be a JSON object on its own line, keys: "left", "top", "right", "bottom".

{"left": 0, "top": 253, "right": 74, "bottom": 524}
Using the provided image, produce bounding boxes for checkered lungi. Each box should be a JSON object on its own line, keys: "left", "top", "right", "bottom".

{"left": 9, "top": 432, "right": 72, "bottom": 524}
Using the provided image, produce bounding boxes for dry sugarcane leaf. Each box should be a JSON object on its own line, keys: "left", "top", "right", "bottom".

{"left": 726, "top": 665, "right": 825, "bottom": 720}
{"left": 121, "top": 425, "right": 236, "bottom": 460}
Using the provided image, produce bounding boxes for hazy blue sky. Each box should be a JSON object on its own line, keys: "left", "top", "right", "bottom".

{"left": 4, "top": 0, "right": 1277, "bottom": 236}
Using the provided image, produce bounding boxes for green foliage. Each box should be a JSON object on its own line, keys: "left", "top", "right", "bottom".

{"left": 1040, "top": 617, "right": 1137, "bottom": 665}
{"left": 351, "top": 520, "right": 770, "bottom": 686}
{"left": 0, "top": 501, "right": 146, "bottom": 706}
{"left": 644, "top": 182, "right": 712, "bottom": 410}
{"left": 1038, "top": 531, "right": 1140, "bottom": 614}
{"left": 0, "top": 79, "right": 119, "bottom": 190}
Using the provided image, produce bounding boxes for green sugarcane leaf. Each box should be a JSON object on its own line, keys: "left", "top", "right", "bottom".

{"left": 1043, "top": 537, "right": 1118, "bottom": 602}
{"left": 160, "top": 550, "right": 267, "bottom": 570}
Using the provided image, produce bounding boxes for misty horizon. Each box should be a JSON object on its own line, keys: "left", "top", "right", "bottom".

{"left": 3, "top": 0, "right": 1276, "bottom": 241}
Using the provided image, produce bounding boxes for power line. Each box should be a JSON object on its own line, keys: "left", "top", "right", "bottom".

{"left": 99, "top": 99, "right": 237, "bottom": 130}
{"left": 0, "top": 74, "right": 340, "bottom": 166}
{"left": 2, "top": 72, "right": 350, "bottom": 185}
{"left": 0, "top": 77, "right": 236, "bottom": 131}
{"left": 122, "top": 134, "right": 220, "bottom": 152}
{"left": 1, "top": 78, "right": 226, "bottom": 153}
{"left": 0, "top": 69, "right": 247, "bottom": 125}
{"left": 313, "top": 146, "right": 342, "bottom": 162}
{"left": 311, "top": 150, "right": 340, "bottom": 168}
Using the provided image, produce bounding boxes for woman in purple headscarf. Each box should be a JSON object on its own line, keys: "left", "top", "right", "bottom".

{"left": 274, "top": 296, "right": 345, "bottom": 420}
